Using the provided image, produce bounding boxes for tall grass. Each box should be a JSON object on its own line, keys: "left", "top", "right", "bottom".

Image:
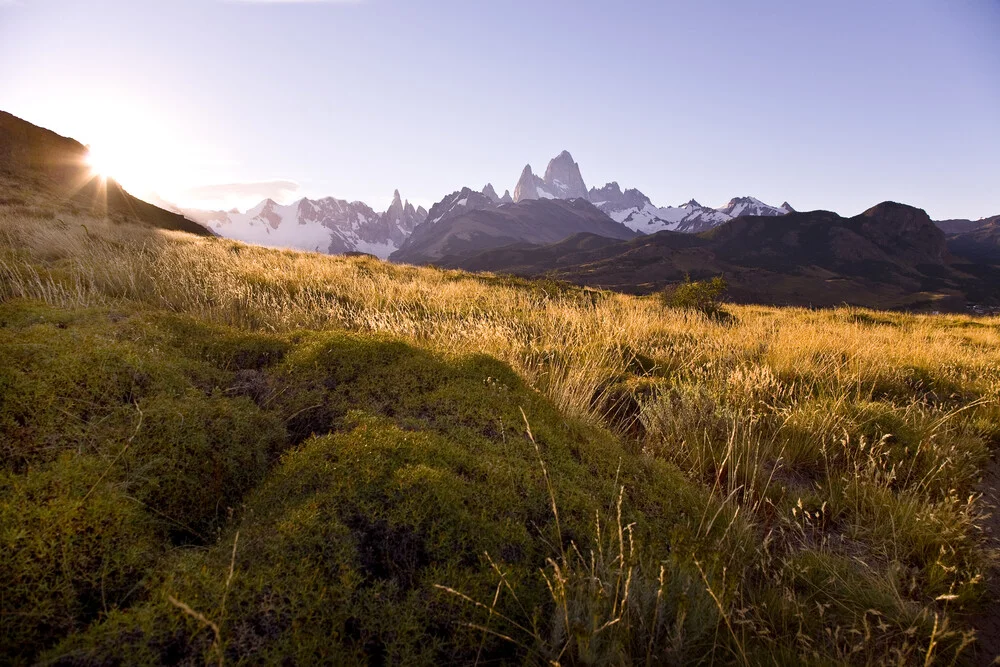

{"left": 2, "top": 202, "right": 998, "bottom": 663}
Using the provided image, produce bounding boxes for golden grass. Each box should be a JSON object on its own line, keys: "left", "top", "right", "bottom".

{"left": 4, "top": 210, "right": 997, "bottom": 417}
{"left": 2, "top": 204, "right": 999, "bottom": 663}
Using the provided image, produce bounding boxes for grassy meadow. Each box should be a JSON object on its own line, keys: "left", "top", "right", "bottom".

{"left": 1, "top": 194, "right": 999, "bottom": 664}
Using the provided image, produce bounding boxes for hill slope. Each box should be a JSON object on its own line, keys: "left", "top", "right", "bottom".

{"left": 457, "top": 202, "right": 991, "bottom": 310}
{"left": 0, "top": 110, "right": 210, "bottom": 236}
{"left": 944, "top": 218, "right": 1000, "bottom": 264}
{"left": 935, "top": 214, "right": 1000, "bottom": 235}
{"left": 1, "top": 200, "right": 998, "bottom": 664}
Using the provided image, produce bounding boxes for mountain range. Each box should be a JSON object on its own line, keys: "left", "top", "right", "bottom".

{"left": 1, "top": 109, "right": 997, "bottom": 311}
{"left": 451, "top": 202, "right": 999, "bottom": 310}
{"left": 183, "top": 190, "right": 426, "bottom": 257}
{"left": 192, "top": 149, "right": 796, "bottom": 259}
{"left": 392, "top": 197, "right": 637, "bottom": 266}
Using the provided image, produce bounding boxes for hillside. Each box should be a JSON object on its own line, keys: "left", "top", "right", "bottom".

{"left": 936, "top": 215, "right": 1000, "bottom": 235}
{"left": 456, "top": 202, "right": 994, "bottom": 311}
{"left": 0, "top": 110, "right": 209, "bottom": 236}
{"left": 1, "top": 192, "right": 999, "bottom": 664}
{"left": 946, "top": 219, "right": 1000, "bottom": 264}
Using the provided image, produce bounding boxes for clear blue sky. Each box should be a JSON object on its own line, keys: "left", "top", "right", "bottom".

{"left": 1, "top": 0, "right": 998, "bottom": 219}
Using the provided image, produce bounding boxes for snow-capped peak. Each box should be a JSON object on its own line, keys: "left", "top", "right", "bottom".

{"left": 186, "top": 192, "right": 426, "bottom": 260}
{"left": 717, "top": 196, "right": 788, "bottom": 219}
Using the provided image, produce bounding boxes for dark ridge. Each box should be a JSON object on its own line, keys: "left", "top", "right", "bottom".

{"left": 0, "top": 110, "right": 211, "bottom": 236}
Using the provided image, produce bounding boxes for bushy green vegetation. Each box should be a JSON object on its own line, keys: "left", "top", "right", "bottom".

{"left": 660, "top": 275, "right": 728, "bottom": 317}
{"left": 0, "top": 302, "right": 734, "bottom": 664}
{"left": 1, "top": 203, "right": 998, "bottom": 664}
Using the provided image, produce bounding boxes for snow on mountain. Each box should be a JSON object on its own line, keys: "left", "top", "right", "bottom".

{"left": 512, "top": 164, "right": 556, "bottom": 202}
{"left": 381, "top": 189, "right": 428, "bottom": 240}
{"left": 513, "top": 151, "right": 589, "bottom": 202}
{"left": 422, "top": 186, "right": 500, "bottom": 227}
{"left": 587, "top": 181, "right": 741, "bottom": 234}
{"left": 188, "top": 191, "right": 427, "bottom": 259}
{"left": 513, "top": 152, "right": 788, "bottom": 234}
{"left": 543, "top": 150, "right": 588, "bottom": 199}
{"left": 587, "top": 182, "right": 651, "bottom": 211}
{"left": 593, "top": 195, "right": 733, "bottom": 234}
{"left": 716, "top": 196, "right": 789, "bottom": 218}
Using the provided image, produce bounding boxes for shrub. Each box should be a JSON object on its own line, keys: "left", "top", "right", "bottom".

{"left": 661, "top": 275, "right": 728, "bottom": 317}
{"left": 0, "top": 455, "right": 161, "bottom": 663}
{"left": 37, "top": 330, "right": 732, "bottom": 665}
{"left": 3, "top": 202, "right": 998, "bottom": 664}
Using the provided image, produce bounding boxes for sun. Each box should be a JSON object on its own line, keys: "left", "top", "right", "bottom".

{"left": 54, "top": 99, "right": 211, "bottom": 206}
{"left": 85, "top": 146, "right": 117, "bottom": 180}
{"left": 83, "top": 140, "right": 178, "bottom": 201}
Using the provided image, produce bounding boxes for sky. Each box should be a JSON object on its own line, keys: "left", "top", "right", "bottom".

{"left": 1, "top": 0, "right": 998, "bottom": 219}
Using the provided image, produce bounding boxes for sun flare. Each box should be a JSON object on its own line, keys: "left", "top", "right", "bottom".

{"left": 85, "top": 147, "right": 116, "bottom": 180}
{"left": 82, "top": 137, "right": 186, "bottom": 203}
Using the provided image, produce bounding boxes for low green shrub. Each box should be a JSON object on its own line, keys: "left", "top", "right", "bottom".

{"left": 0, "top": 455, "right": 161, "bottom": 664}
{"left": 661, "top": 275, "right": 728, "bottom": 317}
{"left": 0, "top": 299, "right": 740, "bottom": 665}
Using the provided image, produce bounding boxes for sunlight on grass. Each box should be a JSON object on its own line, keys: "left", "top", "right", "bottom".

{"left": 1, "top": 200, "right": 998, "bottom": 664}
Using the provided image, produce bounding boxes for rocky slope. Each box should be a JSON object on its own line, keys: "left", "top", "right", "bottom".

{"left": 945, "top": 218, "right": 1000, "bottom": 264}
{"left": 513, "top": 150, "right": 588, "bottom": 202}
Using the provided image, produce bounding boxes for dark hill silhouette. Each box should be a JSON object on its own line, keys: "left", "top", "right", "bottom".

{"left": 454, "top": 202, "right": 995, "bottom": 311}
{"left": 935, "top": 215, "right": 1000, "bottom": 235}
{"left": 946, "top": 219, "right": 1000, "bottom": 264}
{"left": 0, "top": 110, "right": 210, "bottom": 236}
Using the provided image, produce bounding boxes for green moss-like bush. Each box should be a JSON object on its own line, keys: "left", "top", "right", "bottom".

{"left": 47, "top": 410, "right": 728, "bottom": 665}
{"left": 0, "top": 299, "right": 735, "bottom": 664}
{"left": 127, "top": 393, "right": 287, "bottom": 539}
{"left": 0, "top": 455, "right": 161, "bottom": 664}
